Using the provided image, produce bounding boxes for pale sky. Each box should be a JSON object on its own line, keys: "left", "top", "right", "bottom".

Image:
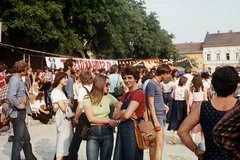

{"left": 144, "top": 0, "right": 240, "bottom": 44}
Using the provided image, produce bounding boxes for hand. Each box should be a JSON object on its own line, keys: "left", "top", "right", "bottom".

{"left": 36, "top": 109, "right": 41, "bottom": 114}
{"left": 108, "top": 119, "right": 118, "bottom": 127}
{"left": 195, "top": 149, "right": 204, "bottom": 160}
{"left": 130, "top": 112, "right": 137, "bottom": 120}
{"left": 187, "top": 108, "right": 190, "bottom": 115}
{"left": 154, "top": 121, "right": 161, "bottom": 131}
{"left": 74, "top": 118, "right": 79, "bottom": 124}
{"left": 165, "top": 105, "right": 169, "bottom": 114}
{"left": 20, "top": 103, "right": 26, "bottom": 109}
{"left": 45, "top": 111, "right": 50, "bottom": 115}
{"left": 71, "top": 117, "right": 76, "bottom": 126}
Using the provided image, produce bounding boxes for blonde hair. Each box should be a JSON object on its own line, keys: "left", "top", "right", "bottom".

{"left": 85, "top": 74, "right": 108, "bottom": 105}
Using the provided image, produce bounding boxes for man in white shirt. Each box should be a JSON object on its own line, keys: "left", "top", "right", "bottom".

{"left": 174, "top": 67, "right": 193, "bottom": 90}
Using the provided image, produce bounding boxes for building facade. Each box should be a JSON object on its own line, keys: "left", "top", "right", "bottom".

{"left": 175, "top": 42, "right": 203, "bottom": 70}
{"left": 202, "top": 31, "right": 240, "bottom": 73}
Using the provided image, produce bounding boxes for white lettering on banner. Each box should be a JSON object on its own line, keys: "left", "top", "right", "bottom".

{"left": 45, "top": 57, "right": 118, "bottom": 71}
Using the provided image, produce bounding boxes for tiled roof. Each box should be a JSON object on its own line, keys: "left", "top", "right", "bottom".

{"left": 203, "top": 31, "right": 240, "bottom": 47}
{"left": 174, "top": 42, "right": 203, "bottom": 54}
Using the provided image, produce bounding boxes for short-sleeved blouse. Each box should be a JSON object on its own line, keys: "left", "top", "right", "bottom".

{"left": 83, "top": 94, "right": 117, "bottom": 125}
{"left": 51, "top": 88, "right": 67, "bottom": 103}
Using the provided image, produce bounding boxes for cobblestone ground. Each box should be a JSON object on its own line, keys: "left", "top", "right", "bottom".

{"left": 0, "top": 120, "right": 201, "bottom": 160}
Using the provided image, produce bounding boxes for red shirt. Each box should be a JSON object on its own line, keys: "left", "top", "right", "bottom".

{"left": 120, "top": 90, "right": 146, "bottom": 117}
{"left": 0, "top": 73, "right": 5, "bottom": 89}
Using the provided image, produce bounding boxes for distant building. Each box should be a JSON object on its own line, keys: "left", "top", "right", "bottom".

{"left": 174, "top": 42, "right": 203, "bottom": 70}
{"left": 202, "top": 30, "right": 240, "bottom": 73}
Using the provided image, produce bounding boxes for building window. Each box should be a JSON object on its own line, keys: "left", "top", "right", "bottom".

{"left": 236, "top": 53, "right": 239, "bottom": 60}
{"left": 216, "top": 53, "right": 220, "bottom": 60}
{"left": 226, "top": 53, "right": 230, "bottom": 60}
{"left": 207, "top": 54, "right": 211, "bottom": 61}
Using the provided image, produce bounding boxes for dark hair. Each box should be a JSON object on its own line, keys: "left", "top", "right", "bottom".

{"left": 185, "top": 67, "right": 191, "bottom": 74}
{"left": 35, "top": 78, "right": 40, "bottom": 82}
{"left": 146, "top": 72, "right": 154, "bottom": 79}
{"left": 35, "top": 92, "right": 44, "bottom": 101}
{"left": 110, "top": 64, "right": 118, "bottom": 74}
{"left": 155, "top": 64, "right": 171, "bottom": 76}
{"left": 142, "top": 76, "right": 148, "bottom": 84}
{"left": 190, "top": 75, "right": 204, "bottom": 92}
{"left": 0, "top": 65, "right": 5, "bottom": 72}
{"left": 99, "top": 68, "right": 105, "bottom": 74}
{"left": 13, "top": 60, "right": 28, "bottom": 73}
{"left": 121, "top": 66, "right": 140, "bottom": 81}
{"left": 53, "top": 72, "right": 68, "bottom": 88}
{"left": 201, "top": 72, "right": 209, "bottom": 79}
{"left": 63, "top": 58, "right": 76, "bottom": 72}
{"left": 178, "top": 76, "right": 188, "bottom": 86}
{"left": 5, "top": 75, "right": 12, "bottom": 84}
{"left": 212, "top": 66, "right": 238, "bottom": 97}
{"left": 172, "top": 69, "right": 178, "bottom": 78}
{"left": 6, "top": 69, "right": 14, "bottom": 74}
{"left": 43, "top": 66, "right": 49, "bottom": 71}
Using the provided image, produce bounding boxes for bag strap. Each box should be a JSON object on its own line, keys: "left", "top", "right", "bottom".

{"left": 83, "top": 86, "right": 90, "bottom": 94}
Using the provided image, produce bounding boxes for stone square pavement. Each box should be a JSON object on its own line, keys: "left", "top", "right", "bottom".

{"left": 0, "top": 121, "right": 201, "bottom": 160}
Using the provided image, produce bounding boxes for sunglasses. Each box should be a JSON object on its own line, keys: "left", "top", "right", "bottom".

{"left": 106, "top": 83, "right": 110, "bottom": 87}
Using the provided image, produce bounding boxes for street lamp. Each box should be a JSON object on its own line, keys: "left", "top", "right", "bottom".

{"left": 129, "top": 37, "right": 134, "bottom": 64}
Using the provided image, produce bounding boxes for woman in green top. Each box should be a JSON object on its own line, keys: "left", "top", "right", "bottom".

{"left": 83, "top": 74, "right": 121, "bottom": 160}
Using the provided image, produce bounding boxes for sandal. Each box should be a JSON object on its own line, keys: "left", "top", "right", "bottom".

{"left": 172, "top": 136, "right": 177, "bottom": 144}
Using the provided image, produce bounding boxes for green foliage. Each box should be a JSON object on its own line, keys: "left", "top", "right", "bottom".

{"left": 0, "top": 0, "right": 176, "bottom": 58}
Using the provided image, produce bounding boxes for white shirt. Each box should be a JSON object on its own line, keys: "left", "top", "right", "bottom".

{"left": 34, "top": 99, "right": 46, "bottom": 109}
{"left": 175, "top": 86, "right": 187, "bottom": 100}
{"left": 175, "top": 73, "right": 193, "bottom": 90}
{"left": 78, "top": 85, "right": 92, "bottom": 102}
{"left": 202, "top": 80, "right": 210, "bottom": 89}
{"left": 73, "top": 82, "right": 82, "bottom": 99}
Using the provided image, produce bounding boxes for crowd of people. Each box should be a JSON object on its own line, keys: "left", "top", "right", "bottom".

{"left": 0, "top": 59, "right": 240, "bottom": 160}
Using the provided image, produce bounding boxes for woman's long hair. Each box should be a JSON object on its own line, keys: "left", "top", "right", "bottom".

{"left": 190, "top": 75, "right": 204, "bottom": 92}
{"left": 35, "top": 92, "right": 44, "bottom": 102}
{"left": 53, "top": 72, "right": 68, "bottom": 88}
{"left": 85, "top": 74, "right": 108, "bottom": 105}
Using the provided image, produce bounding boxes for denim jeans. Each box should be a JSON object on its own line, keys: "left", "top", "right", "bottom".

{"left": 163, "top": 92, "right": 173, "bottom": 122}
{"left": 68, "top": 131, "right": 82, "bottom": 160}
{"left": 86, "top": 125, "right": 113, "bottom": 160}
{"left": 10, "top": 110, "right": 36, "bottom": 160}
{"left": 114, "top": 119, "right": 143, "bottom": 160}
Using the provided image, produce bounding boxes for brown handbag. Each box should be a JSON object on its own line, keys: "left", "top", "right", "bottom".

{"left": 133, "top": 107, "right": 157, "bottom": 150}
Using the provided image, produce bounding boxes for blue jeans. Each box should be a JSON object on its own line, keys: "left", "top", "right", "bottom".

{"left": 68, "top": 131, "right": 82, "bottom": 160}
{"left": 86, "top": 125, "right": 113, "bottom": 160}
{"left": 10, "top": 110, "right": 36, "bottom": 160}
{"left": 163, "top": 92, "right": 173, "bottom": 122}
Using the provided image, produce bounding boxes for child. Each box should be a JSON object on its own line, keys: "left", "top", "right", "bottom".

{"left": 188, "top": 75, "right": 208, "bottom": 142}
{"left": 168, "top": 76, "right": 188, "bottom": 144}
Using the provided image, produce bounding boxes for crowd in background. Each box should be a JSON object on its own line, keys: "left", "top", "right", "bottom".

{"left": 0, "top": 59, "right": 240, "bottom": 160}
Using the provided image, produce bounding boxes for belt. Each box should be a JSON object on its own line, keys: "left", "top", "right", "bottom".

{"left": 92, "top": 124, "right": 108, "bottom": 127}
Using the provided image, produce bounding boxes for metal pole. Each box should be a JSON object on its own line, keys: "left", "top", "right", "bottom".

{"left": 130, "top": 47, "right": 132, "bottom": 65}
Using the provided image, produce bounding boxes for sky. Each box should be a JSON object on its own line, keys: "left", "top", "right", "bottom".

{"left": 143, "top": 0, "right": 240, "bottom": 44}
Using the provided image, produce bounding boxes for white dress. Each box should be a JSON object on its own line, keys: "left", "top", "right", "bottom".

{"left": 51, "top": 88, "right": 73, "bottom": 157}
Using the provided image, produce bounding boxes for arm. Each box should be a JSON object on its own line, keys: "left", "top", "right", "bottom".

{"left": 120, "top": 81, "right": 127, "bottom": 93}
{"left": 207, "top": 88, "right": 211, "bottom": 100}
{"left": 177, "top": 103, "right": 204, "bottom": 159}
{"left": 57, "top": 100, "right": 66, "bottom": 113}
{"left": 112, "top": 101, "right": 123, "bottom": 120}
{"left": 84, "top": 105, "right": 118, "bottom": 127}
{"left": 185, "top": 88, "right": 189, "bottom": 111}
{"left": 203, "top": 87, "right": 208, "bottom": 101}
{"left": 119, "top": 100, "right": 139, "bottom": 122}
{"left": 148, "top": 96, "right": 161, "bottom": 131}
{"left": 188, "top": 90, "right": 193, "bottom": 115}
{"left": 75, "top": 101, "right": 83, "bottom": 122}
